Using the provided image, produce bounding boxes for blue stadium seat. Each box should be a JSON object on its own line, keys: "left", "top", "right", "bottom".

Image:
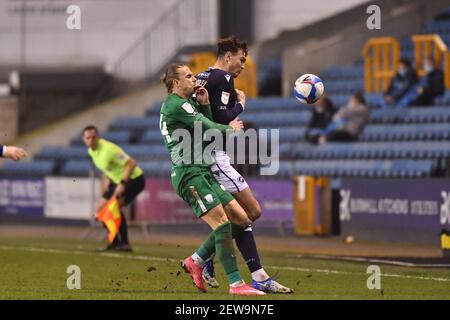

{"left": 144, "top": 101, "right": 164, "bottom": 116}
{"left": 240, "top": 110, "right": 311, "bottom": 127}
{"left": 60, "top": 160, "right": 94, "bottom": 176}
{"left": 35, "top": 146, "right": 88, "bottom": 161}
{"left": 71, "top": 131, "right": 132, "bottom": 146}
{"left": 109, "top": 116, "right": 160, "bottom": 131}
{"left": 139, "top": 160, "right": 171, "bottom": 177}
{"left": 293, "top": 159, "right": 434, "bottom": 177}
{"left": 246, "top": 97, "right": 300, "bottom": 111}
{"left": 140, "top": 129, "right": 163, "bottom": 144}
{"left": 1, "top": 161, "right": 55, "bottom": 176}
{"left": 121, "top": 144, "right": 168, "bottom": 160}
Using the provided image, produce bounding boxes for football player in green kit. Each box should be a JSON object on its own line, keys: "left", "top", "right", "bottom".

{"left": 160, "top": 63, "right": 265, "bottom": 296}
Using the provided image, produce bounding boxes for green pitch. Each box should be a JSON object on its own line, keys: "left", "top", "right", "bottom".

{"left": 0, "top": 237, "right": 449, "bottom": 300}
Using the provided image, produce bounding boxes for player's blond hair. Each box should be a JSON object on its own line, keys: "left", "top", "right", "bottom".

{"left": 161, "top": 64, "right": 185, "bottom": 93}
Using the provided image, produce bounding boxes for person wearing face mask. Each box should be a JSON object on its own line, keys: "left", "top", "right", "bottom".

{"left": 319, "top": 92, "right": 370, "bottom": 144}
{"left": 305, "top": 96, "right": 337, "bottom": 144}
{"left": 403, "top": 57, "right": 445, "bottom": 107}
{"left": 380, "top": 57, "right": 417, "bottom": 108}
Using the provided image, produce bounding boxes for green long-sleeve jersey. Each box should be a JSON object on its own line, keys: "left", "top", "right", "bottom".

{"left": 160, "top": 93, "right": 232, "bottom": 167}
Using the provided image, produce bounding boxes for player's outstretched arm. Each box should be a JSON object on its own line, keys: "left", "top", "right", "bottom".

{"left": 1, "top": 145, "right": 28, "bottom": 161}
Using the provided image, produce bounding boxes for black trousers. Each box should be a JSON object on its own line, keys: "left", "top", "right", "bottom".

{"left": 102, "top": 175, "right": 146, "bottom": 245}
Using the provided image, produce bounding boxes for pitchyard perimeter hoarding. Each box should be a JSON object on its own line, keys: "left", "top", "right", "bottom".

{"left": 135, "top": 178, "right": 294, "bottom": 226}
{"left": 0, "top": 177, "right": 44, "bottom": 215}
{"left": 339, "top": 178, "right": 450, "bottom": 244}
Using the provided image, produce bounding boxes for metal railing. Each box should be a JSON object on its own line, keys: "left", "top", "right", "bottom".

{"left": 363, "top": 37, "right": 400, "bottom": 93}
{"left": 112, "top": 0, "right": 216, "bottom": 81}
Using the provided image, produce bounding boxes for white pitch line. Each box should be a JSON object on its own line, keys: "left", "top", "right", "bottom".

{"left": 0, "top": 245, "right": 176, "bottom": 263}
{"left": 299, "top": 254, "right": 450, "bottom": 268}
{"left": 1, "top": 245, "right": 450, "bottom": 283}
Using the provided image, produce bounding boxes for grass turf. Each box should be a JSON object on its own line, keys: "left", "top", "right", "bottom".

{"left": 0, "top": 237, "right": 449, "bottom": 300}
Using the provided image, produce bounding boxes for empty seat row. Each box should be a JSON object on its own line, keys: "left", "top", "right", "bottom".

{"left": 1, "top": 161, "right": 55, "bottom": 176}
{"left": 59, "top": 160, "right": 171, "bottom": 177}
{"left": 35, "top": 144, "right": 169, "bottom": 162}
{"left": 278, "top": 159, "right": 435, "bottom": 178}
{"left": 320, "top": 65, "right": 364, "bottom": 80}
{"left": 71, "top": 131, "right": 133, "bottom": 146}
{"left": 284, "top": 141, "right": 450, "bottom": 160}
{"left": 323, "top": 79, "right": 365, "bottom": 94}
{"left": 109, "top": 116, "right": 160, "bottom": 131}
{"left": 360, "top": 123, "right": 450, "bottom": 141}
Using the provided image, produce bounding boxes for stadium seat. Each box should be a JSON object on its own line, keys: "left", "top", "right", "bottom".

{"left": 109, "top": 116, "right": 160, "bottom": 131}
{"left": 35, "top": 146, "right": 89, "bottom": 161}
{"left": 0, "top": 161, "right": 55, "bottom": 176}
{"left": 139, "top": 160, "right": 172, "bottom": 177}
{"left": 140, "top": 129, "right": 164, "bottom": 144}
{"left": 60, "top": 160, "right": 95, "bottom": 176}
{"left": 71, "top": 131, "right": 132, "bottom": 146}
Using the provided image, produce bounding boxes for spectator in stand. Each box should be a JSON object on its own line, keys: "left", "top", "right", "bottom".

{"left": 380, "top": 57, "right": 417, "bottom": 108}
{"left": 397, "top": 57, "right": 445, "bottom": 107}
{"left": 304, "top": 96, "right": 337, "bottom": 144}
{"left": 319, "top": 92, "right": 370, "bottom": 143}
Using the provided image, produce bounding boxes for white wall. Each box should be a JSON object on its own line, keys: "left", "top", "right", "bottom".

{"left": 253, "top": 0, "right": 370, "bottom": 42}
{"left": 0, "top": 0, "right": 217, "bottom": 70}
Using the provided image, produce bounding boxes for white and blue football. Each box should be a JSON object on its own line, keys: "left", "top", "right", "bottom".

{"left": 294, "top": 74, "right": 324, "bottom": 104}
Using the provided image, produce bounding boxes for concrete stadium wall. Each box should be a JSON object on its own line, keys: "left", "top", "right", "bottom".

{"left": 0, "top": 97, "right": 18, "bottom": 143}
{"left": 253, "top": 0, "right": 369, "bottom": 43}
{"left": 17, "top": 67, "right": 110, "bottom": 134}
{"left": 0, "top": 0, "right": 217, "bottom": 70}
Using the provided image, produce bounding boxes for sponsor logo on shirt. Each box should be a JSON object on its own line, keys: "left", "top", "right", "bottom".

{"left": 224, "top": 74, "right": 231, "bottom": 82}
{"left": 181, "top": 102, "right": 195, "bottom": 114}
{"left": 118, "top": 152, "right": 127, "bottom": 161}
{"left": 221, "top": 91, "right": 230, "bottom": 105}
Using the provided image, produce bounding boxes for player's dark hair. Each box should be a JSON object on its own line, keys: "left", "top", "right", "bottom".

{"left": 83, "top": 125, "right": 99, "bottom": 134}
{"left": 161, "top": 63, "right": 185, "bottom": 93}
{"left": 353, "top": 91, "right": 366, "bottom": 105}
{"left": 217, "top": 36, "right": 248, "bottom": 58}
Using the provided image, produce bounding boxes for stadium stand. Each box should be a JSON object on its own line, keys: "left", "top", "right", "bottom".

{"left": 2, "top": 7, "right": 450, "bottom": 181}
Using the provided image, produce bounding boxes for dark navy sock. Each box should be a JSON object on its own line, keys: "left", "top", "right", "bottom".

{"left": 234, "top": 225, "right": 263, "bottom": 273}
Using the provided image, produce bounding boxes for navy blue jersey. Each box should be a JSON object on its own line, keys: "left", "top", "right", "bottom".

{"left": 0, "top": 145, "right": 3, "bottom": 157}
{"left": 196, "top": 68, "right": 244, "bottom": 125}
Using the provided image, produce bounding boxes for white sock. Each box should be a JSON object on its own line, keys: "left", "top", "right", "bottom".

{"left": 252, "top": 268, "right": 270, "bottom": 282}
{"left": 191, "top": 252, "right": 205, "bottom": 267}
{"left": 230, "top": 280, "right": 245, "bottom": 287}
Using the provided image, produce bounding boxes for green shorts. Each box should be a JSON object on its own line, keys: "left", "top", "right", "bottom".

{"left": 171, "top": 165, "right": 234, "bottom": 218}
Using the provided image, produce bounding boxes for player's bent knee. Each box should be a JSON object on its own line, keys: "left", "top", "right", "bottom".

{"left": 223, "top": 200, "right": 252, "bottom": 227}
{"left": 201, "top": 204, "right": 229, "bottom": 230}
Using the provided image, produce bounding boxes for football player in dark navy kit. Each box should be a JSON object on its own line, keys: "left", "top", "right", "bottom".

{"left": 196, "top": 36, "right": 293, "bottom": 294}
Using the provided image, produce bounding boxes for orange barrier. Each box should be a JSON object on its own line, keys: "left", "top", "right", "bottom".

{"left": 412, "top": 34, "right": 450, "bottom": 89}
{"left": 293, "top": 176, "right": 331, "bottom": 236}
{"left": 363, "top": 37, "right": 400, "bottom": 93}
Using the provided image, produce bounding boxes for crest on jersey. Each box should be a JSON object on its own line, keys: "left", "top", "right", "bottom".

{"left": 221, "top": 91, "right": 230, "bottom": 105}
{"left": 181, "top": 102, "right": 195, "bottom": 114}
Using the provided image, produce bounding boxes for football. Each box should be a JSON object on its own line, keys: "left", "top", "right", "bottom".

{"left": 294, "top": 74, "right": 324, "bottom": 104}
